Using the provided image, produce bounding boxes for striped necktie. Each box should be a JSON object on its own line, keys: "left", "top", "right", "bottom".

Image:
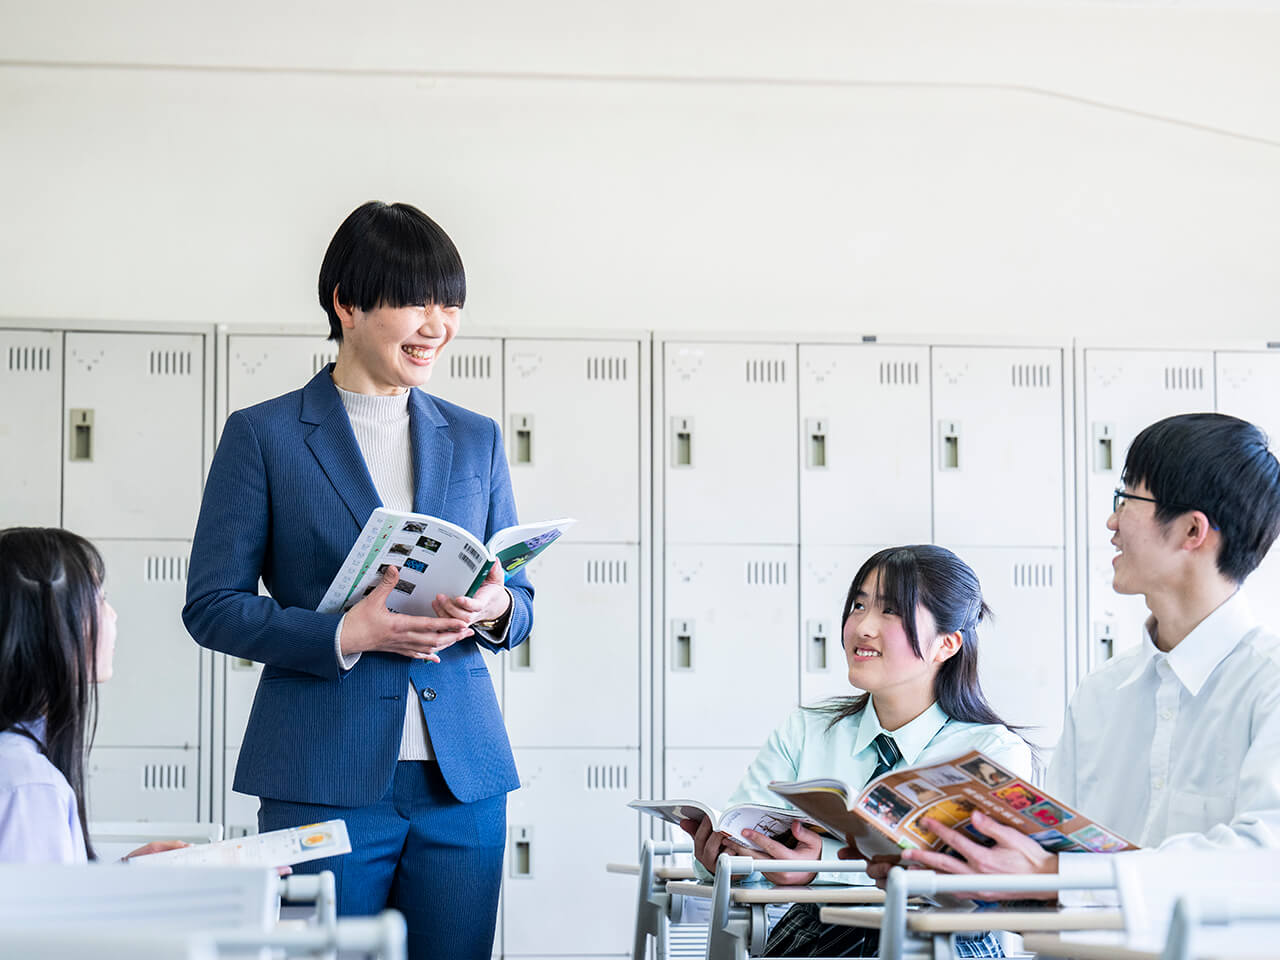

{"left": 867, "top": 732, "right": 903, "bottom": 784}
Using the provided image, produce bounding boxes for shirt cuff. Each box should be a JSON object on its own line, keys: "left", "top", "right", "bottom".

{"left": 335, "top": 614, "right": 361, "bottom": 671}
{"left": 1055, "top": 852, "right": 1119, "bottom": 906}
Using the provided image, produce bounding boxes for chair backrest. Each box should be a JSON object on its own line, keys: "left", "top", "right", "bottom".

{"left": 0, "top": 864, "right": 276, "bottom": 932}
{"left": 1114, "top": 849, "right": 1280, "bottom": 953}
{"left": 89, "top": 820, "right": 225, "bottom": 863}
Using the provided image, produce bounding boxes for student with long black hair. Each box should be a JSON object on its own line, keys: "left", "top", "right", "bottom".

{"left": 681, "top": 544, "right": 1032, "bottom": 957}
{"left": 0, "top": 527, "right": 183, "bottom": 862}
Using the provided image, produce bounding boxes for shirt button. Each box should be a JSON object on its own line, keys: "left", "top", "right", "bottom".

{"left": 1153, "top": 777, "right": 1165, "bottom": 790}
{"left": 422, "top": 687, "right": 437, "bottom": 701}
{"left": 1160, "top": 709, "right": 1173, "bottom": 721}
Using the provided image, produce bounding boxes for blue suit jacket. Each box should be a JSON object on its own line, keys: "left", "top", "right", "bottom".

{"left": 183, "top": 367, "right": 532, "bottom": 806}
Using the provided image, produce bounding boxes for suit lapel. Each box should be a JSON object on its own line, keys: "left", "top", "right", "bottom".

{"left": 409, "top": 389, "right": 453, "bottom": 519}
{"left": 301, "top": 367, "right": 383, "bottom": 530}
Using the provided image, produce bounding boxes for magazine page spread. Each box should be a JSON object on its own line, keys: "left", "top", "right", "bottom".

{"left": 772, "top": 750, "right": 1137, "bottom": 858}
{"left": 628, "top": 799, "right": 818, "bottom": 852}
{"left": 317, "top": 509, "right": 496, "bottom": 616}
{"left": 133, "top": 819, "right": 352, "bottom": 868}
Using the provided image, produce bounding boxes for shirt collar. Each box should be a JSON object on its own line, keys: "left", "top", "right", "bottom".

{"left": 1119, "top": 590, "right": 1257, "bottom": 696}
{"left": 3, "top": 717, "right": 46, "bottom": 748}
{"left": 853, "top": 698, "right": 950, "bottom": 766}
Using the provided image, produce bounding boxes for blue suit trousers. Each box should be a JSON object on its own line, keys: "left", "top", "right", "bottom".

{"left": 260, "top": 761, "right": 506, "bottom": 960}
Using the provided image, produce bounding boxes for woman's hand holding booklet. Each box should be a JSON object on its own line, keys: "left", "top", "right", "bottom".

{"left": 627, "top": 799, "right": 824, "bottom": 853}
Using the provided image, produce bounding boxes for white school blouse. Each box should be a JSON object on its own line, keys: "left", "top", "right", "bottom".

{"left": 0, "top": 721, "right": 87, "bottom": 863}
{"left": 698, "top": 698, "right": 1033, "bottom": 883}
{"left": 1050, "top": 590, "right": 1280, "bottom": 888}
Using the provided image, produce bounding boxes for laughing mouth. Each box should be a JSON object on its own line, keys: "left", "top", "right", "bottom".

{"left": 852, "top": 648, "right": 881, "bottom": 659}
{"left": 402, "top": 345, "right": 434, "bottom": 360}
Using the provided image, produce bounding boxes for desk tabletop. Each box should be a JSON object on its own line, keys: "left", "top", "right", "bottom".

{"left": 1021, "top": 933, "right": 1156, "bottom": 960}
{"left": 606, "top": 863, "right": 698, "bottom": 881}
{"left": 820, "top": 906, "right": 1125, "bottom": 934}
{"left": 667, "top": 880, "right": 885, "bottom": 905}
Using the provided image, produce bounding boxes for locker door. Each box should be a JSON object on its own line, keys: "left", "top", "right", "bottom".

{"left": 798, "top": 345, "right": 931, "bottom": 545}
{"left": 799, "top": 545, "right": 881, "bottom": 707}
{"left": 63, "top": 333, "right": 205, "bottom": 539}
{"left": 1216, "top": 351, "right": 1280, "bottom": 633}
{"left": 94, "top": 540, "right": 202, "bottom": 749}
{"left": 505, "top": 339, "right": 640, "bottom": 543}
{"left": 504, "top": 544, "right": 639, "bottom": 748}
{"left": 503, "top": 748, "right": 639, "bottom": 957}
{"left": 962, "top": 547, "right": 1067, "bottom": 748}
{"left": 932, "top": 347, "right": 1064, "bottom": 547}
{"left": 664, "top": 343, "right": 797, "bottom": 545}
{"left": 665, "top": 545, "right": 798, "bottom": 748}
{"left": 664, "top": 748, "right": 761, "bottom": 808}
{"left": 226, "top": 335, "right": 335, "bottom": 415}
{"left": 1082, "top": 350, "right": 1213, "bottom": 663}
{"left": 424, "top": 337, "right": 503, "bottom": 423}
{"left": 86, "top": 747, "right": 200, "bottom": 821}
{"left": 0, "top": 329, "right": 62, "bottom": 528}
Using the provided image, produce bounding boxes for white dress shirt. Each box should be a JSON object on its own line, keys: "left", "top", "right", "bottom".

{"left": 1050, "top": 591, "right": 1280, "bottom": 889}
{"left": 696, "top": 698, "right": 1033, "bottom": 883}
{"left": 0, "top": 721, "right": 87, "bottom": 863}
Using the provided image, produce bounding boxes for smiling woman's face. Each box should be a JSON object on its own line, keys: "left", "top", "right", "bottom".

{"left": 843, "top": 568, "right": 944, "bottom": 699}
{"left": 336, "top": 302, "right": 460, "bottom": 395}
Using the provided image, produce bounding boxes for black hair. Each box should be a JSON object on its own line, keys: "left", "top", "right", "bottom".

{"left": 812, "top": 545, "right": 1021, "bottom": 738}
{"left": 318, "top": 201, "right": 466, "bottom": 342}
{"left": 1123, "top": 413, "right": 1280, "bottom": 583}
{"left": 0, "top": 527, "right": 104, "bottom": 860}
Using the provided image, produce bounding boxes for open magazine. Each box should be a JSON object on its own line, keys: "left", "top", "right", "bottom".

{"left": 132, "top": 820, "right": 352, "bottom": 868}
{"left": 628, "top": 799, "right": 822, "bottom": 853}
{"left": 770, "top": 750, "right": 1138, "bottom": 860}
{"left": 318, "top": 509, "right": 575, "bottom": 617}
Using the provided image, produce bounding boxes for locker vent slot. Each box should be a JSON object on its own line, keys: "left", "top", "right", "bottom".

{"left": 879, "top": 361, "right": 920, "bottom": 386}
{"left": 142, "top": 763, "right": 188, "bottom": 791}
{"left": 7, "top": 346, "right": 53, "bottom": 372}
{"left": 1011, "top": 364, "right": 1052, "bottom": 388}
{"left": 1164, "top": 366, "right": 1206, "bottom": 391}
{"left": 313, "top": 351, "right": 338, "bottom": 372}
{"left": 146, "top": 555, "right": 189, "bottom": 582}
{"left": 586, "top": 355, "right": 629, "bottom": 381}
{"left": 584, "top": 764, "right": 629, "bottom": 791}
{"left": 449, "top": 353, "right": 493, "bottom": 380}
{"left": 586, "top": 559, "right": 629, "bottom": 585}
{"left": 745, "top": 359, "right": 787, "bottom": 384}
{"left": 148, "top": 350, "right": 194, "bottom": 376}
{"left": 746, "top": 561, "right": 788, "bottom": 586}
{"left": 1012, "top": 563, "right": 1054, "bottom": 588}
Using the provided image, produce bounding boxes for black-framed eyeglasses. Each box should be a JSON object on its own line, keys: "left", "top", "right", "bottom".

{"left": 1112, "top": 489, "right": 1219, "bottom": 529}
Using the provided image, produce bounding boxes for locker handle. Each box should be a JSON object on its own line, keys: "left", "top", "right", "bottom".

{"left": 510, "top": 827, "right": 533, "bottom": 878}
{"left": 803, "top": 619, "right": 824, "bottom": 670}
{"left": 1093, "top": 422, "right": 1115, "bottom": 473}
{"left": 805, "top": 418, "right": 827, "bottom": 469}
{"left": 510, "top": 414, "right": 534, "bottom": 465}
{"left": 69, "top": 408, "right": 94, "bottom": 462}
{"left": 938, "top": 420, "right": 960, "bottom": 471}
{"left": 671, "top": 416, "right": 694, "bottom": 468}
{"left": 1096, "top": 621, "right": 1115, "bottom": 661}
{"left": 672, "top": 620, "right": 694, "bottom": 671}
{"left": 512, "top": 635, "right": 532, "bottom": 670}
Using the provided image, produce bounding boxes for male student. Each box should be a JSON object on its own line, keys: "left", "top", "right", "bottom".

{"left": 876, "top": 413, "right": 1280, "bottom": 889}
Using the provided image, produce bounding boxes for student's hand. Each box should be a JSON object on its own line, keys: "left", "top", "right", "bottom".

{"left": 680, "top": 816, "right": 737, "bottom": 876}
{"left": 733, "top": 822, "right": 825, "bottom": 886}
{"left": 863, "top": 855, "right": 903, "bottom": 888}
{"left": 896, "top": 811, "right": 1058, "bottom": 900}
{"left": 340, "top": 566, "right": 474, "bottom": 662}
{"left": 122, "top": 840, "right": 190, "bottom": 860}
{"left": 432, "top": 561, "right": 511, "bottom": 627}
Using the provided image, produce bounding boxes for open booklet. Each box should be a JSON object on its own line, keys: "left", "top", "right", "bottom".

{"left": 131, "top": 820, "right": 352, "bottom": 868}
{"left": 770, "top": 749, "right": 1138, "bottom": 860}
{"left": 318, "top": 509, "right": 575, "bottom": 617}
{"left": 627, "top": 799, "right": 823, "bottom": 853}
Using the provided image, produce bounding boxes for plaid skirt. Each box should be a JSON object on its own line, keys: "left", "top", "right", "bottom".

{"left": 763, "top": 903, "right": 1004, "bottom": 958}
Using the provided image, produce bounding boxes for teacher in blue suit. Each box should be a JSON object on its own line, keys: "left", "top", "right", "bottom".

{"left": 184, "top": 201, "right": 531, "bottom": 960}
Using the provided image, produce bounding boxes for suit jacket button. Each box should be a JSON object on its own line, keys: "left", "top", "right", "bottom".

{"left": 422, "top": 687, "right": 436, "bottom": 701}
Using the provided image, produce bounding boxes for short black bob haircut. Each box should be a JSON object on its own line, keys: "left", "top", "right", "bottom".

{"left": 318, "top": 201, "right": 466, "bottom": 343}
{"left": 1123, "top": 413, "right": 1280, "bottom": 583}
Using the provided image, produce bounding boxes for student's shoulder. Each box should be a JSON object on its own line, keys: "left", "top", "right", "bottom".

{"left": 420, "top": 392, "right": 498, "bottom": 435}
{"left": 0, "top": 736, "right": 74, "bottom": 798}
{"left": 1069, "top": 645, "right": 1149, "bottom": 704}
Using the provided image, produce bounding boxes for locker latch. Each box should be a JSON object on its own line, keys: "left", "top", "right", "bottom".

{"left": 671, "top": 416, "right": 694, "bottom": 468}
{"left": 509, "top": 826, "right": 533, "bottom": 878}
{"left": 1093, "top": 422, "right": 1115, "bottom": 473}
{"left": 806, "top": 619, "right": 828, "bottom": 672}
{"left": 671, "top": 619, "right": 695, "bottom": 671}
{"left": 805, "top": 418, "right": 827, "bottom": 470}
{"left": 510, "top": 414, "right": 534, "bottom": 465}
{"left": 937, "top": 420, "right": 961, "bottom": 471}
{"left": 69, "top": 408, "right": 94, "bottom": 462}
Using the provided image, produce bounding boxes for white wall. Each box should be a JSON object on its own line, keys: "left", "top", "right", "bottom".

{"left": 2, "top": 1, "right": 1278, "bottom": 338}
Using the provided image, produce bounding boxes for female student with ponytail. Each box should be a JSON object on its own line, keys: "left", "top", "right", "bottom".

{"left": 681, "top": 544, "right": 1033, "bottom": 957}
{"left": 0, "top": 527, "right": 183, "bottom": 862}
